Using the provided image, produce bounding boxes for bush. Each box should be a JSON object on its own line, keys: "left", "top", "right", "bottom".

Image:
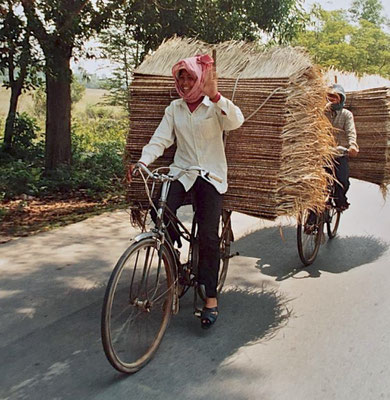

{"left": 0, "top": 110, "right": 127, "bottom": 200}
{"left": 0, "top": 159, "right": 42, "bottom": 199}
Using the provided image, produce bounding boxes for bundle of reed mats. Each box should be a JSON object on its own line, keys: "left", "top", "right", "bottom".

{"left": 126, "top": 37, "right": 335, "bottom": 221}
{"left": 345, "top": 87, "right": 390, "bottom": 190}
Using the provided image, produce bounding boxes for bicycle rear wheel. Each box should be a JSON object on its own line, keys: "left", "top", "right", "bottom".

{"left": 326, "top": 207, "right": 341, "bottom": 239}
{"left": 196, "top": 210, "right": 233, "bottom": 300}
{"left": 217, "top": 210, "right": 233, "bottom": 293}
{"left": 101, "top": 238, "right": 174, "bottom": 374}
{"left": 297, "top": 209, "right": 323, "bottom": 266}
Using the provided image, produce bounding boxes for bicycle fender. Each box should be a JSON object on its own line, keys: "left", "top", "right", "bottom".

{"left": 133, "top": 231, "right": 158, "bottom": 242}
{"left": 133, "top": 232, "right": 177, "bottom": 272}
{"left": 132, "top": 230, "right": 179, "bottom": 314}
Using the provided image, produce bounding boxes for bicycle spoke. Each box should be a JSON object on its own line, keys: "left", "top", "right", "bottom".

{"left": 297, "top": 210, "right": 322, "bottom": 266}
{"left": 101, "top": 239, "right": 174, "bottom": 373}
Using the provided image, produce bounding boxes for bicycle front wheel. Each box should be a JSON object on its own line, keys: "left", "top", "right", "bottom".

{"left": 101, "top": 238, "right": 175, "bottom": 374}
{"left": 326, "top": 207, "right": 341, "bottom": 239}
{"left": 297, "top": 209, "right": 323, "bottom": 266}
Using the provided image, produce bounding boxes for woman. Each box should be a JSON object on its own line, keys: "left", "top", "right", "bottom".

{"left": 128, "top": 54, "right": 244, "bottom": 329}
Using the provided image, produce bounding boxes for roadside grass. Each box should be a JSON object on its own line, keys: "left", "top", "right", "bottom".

{"left": 0, "top": 87, "right": 128, "bottom": 240}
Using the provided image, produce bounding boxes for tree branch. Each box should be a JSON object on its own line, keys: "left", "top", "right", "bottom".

{"left": 20, "top": 0, "right": 49, "bottom": 45}
{"left": 57, "top": 0, "right": 89, "bottom": 35}
{"left": 88, "top": 0, "right": 126, "bottom": 31}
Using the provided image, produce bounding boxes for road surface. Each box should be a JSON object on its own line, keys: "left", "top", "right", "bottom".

{"left": 0, "top": 178, "right": 389, "bottom": 400}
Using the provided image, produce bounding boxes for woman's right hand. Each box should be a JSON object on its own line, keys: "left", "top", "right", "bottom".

{"left": 126, "top": 164, "right": 137, "bottom": 183}
{"left": 126, "top": 162, "right": 147, "bottom": 183}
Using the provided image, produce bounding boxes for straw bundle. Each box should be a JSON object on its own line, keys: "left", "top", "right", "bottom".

{"left": 126, "top": 37, "right": 335, "bottom": 221}
{"left": 345, "top": 87, "right": 390, "bottom": 190}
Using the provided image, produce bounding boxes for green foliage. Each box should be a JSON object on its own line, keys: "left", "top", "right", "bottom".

{"left": 0, "top": 112, "right": 43, "bottom": 160}
{"left": 349, "top": 0, "right": 387, "bottom": 25}
{"left": 293, "top": 5, "right": 390, "bottom": 78}
{"left": 72, "top": 106, "right": 127, "bottom": 152}
{"left": 73, "top": 69, "right": 107, "bottom": 89}
{"left": 98, "top": 0, "right": 308, "bottom": 115}
{"left": 0, "top": 159, "right": 41, "bottom": 199}
{"left": 1, "top": 0, "right": 44, "bottom": 150}
{"left": 30, "top": 78, "right": 87, "bottom": 118}
{"left": 349, "top": 19, "right": 390, "bottom": 77}
{"left": 71, "top": 77, "right": 86, "bottom": 105}
{"left": 120, "top": 0, "right": 307, "bottom": 59}
{"left": 19, "top": 0, "right": 126, "bottom": 170}
{"left": 12, "top": 112, "right": 40, "bottom": 151}
{"left": 0, "top": 110, "right": 127, "bottom": 200}
{"left": 99, "top": 19, "right": 137, "bottom": 114}
{"left": 0, "top": 0, "right": 43, "bottom": 92}
{"left": 0, "top": 116, "right": 5, "bottom": 135}
{"left": 30, "top": 86, "right": 46, "bottom": 118}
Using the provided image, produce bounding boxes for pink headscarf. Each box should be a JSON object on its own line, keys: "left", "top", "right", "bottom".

{"left": 172, "top": 54, "right": 214, "bottom": 103}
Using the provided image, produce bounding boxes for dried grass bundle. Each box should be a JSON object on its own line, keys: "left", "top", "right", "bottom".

{"left": 127, "top": 37, "right": 335, "bottom": 221}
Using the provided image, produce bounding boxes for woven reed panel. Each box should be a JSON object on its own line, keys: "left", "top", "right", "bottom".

{"left": 126, "top": 71, "right": 333, "bottom": 220}
{"left": 125, "top": 38, "right": 336, "bottom": 221}
{"left": 345, "top": 87, "right": 390, "bottom": 188}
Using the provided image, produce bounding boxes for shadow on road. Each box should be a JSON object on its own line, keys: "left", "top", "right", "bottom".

{"left": 0, "top": 286, "right": 290, "bottom": 400}
{"left": 232, "top": 225, "right": 389, "bottom": 281}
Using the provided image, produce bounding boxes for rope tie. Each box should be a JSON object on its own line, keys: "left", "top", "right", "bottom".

{"left": 224, "top": 76, "right": 283, "bottom": 146}
{"left": 245, "top": 87, "right": 282, "bottom": 122}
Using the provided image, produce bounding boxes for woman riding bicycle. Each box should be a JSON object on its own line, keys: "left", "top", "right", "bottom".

{"left": 326, "top": 84, "right": 359, "bottom": 211}
{"left": 127, "top": 54, "right": 244, "bottom": 329}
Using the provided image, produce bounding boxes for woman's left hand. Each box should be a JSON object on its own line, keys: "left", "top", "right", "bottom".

{"left": 202, "top": 67, "right": 218, "bottom": 99}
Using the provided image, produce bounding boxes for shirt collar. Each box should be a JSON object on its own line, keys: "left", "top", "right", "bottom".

{"left": 178, "top": 96, "right": 212, "bottom": 108}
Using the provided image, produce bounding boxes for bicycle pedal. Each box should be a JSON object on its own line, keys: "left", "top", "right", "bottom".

{"left": 193, "top": 308, "right": 202, "bottom": 318}
{"left": 229, "top": 251, "right": 239, "bottom": 259}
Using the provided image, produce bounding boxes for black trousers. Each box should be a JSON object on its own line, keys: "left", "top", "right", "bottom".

{"left": 332, "top": 155, "right": 350, "bottom": 208}
{"left": 152, "top": 177, "right": 223, "bottom": 298}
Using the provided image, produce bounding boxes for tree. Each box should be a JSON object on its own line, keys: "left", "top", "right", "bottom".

{"left": 0, "top": 0, "right": 42, "bottom": 151}
{"left": 30, "top": 78, "right": 86, "bottom": 118}
{"left": 97, "top": 0, "right": 307, "bottom": 117}
{"left": 122, "top": 0, "right": 308, "bottom": 60}
{"left": 349, "top": 19, "right": 390, "bottom": 77}
{"left": 293, "top": 6, "right": 390, "bottom": 78}
{"left": 99, "top": 17, "right": 140, "bottom": 115}
{"left": 20, "top": 0, "right": 124, "bottom": 170}
{"left": 349, "top": 0, "right": 387, "bottom": 25}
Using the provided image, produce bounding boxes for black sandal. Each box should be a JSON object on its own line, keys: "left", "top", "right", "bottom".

{"left": 201, "top": 306, "right": 219, "bottom": 329}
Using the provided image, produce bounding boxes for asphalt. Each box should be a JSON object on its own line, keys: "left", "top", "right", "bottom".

{"left": 1, "top": 178, "right": 389, "bottom": 400}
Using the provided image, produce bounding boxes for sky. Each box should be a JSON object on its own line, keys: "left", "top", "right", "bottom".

{"left": 306, "top": 0, "right": 390, "bottom": 15}
{"left": 72, "top": 0, "right": 390, "bottom": 77}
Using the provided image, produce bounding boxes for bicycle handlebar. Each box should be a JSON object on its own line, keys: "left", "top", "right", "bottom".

{"left": 336, "top": 145, "right": 349, "bottom": 156}
{"left": 135, "top": 163, "right": 223, "bottom": 184}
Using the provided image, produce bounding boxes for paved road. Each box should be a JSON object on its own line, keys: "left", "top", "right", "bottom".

{"left": 1, "top": 178, "right": 389, "bottom": 400}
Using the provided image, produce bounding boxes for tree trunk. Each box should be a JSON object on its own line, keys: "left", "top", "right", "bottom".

{"left": 45, "top": 53, "right": 72, "bottom": 171}
{"left": 3, "top": 89, "right": 20, "bottom": 151}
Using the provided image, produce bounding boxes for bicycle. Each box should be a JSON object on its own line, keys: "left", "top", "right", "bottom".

{"left": 101, "top": 163, "right": 235, "bottom": 374}
{"left": 296, "top": 146, "right": 348, "bottom": 266}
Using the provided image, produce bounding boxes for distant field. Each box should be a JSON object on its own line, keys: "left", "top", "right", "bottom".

{"left": 0, "top": 87, "right": 112, "bottom": 118}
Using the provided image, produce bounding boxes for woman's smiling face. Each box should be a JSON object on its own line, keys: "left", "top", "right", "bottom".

{"left": 178, "top": 69, "right": 196, "bottom": 94}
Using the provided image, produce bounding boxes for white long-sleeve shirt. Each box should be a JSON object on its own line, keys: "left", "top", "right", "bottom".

{"left": 139, "top": 95, "right": 244, "bottom": 193}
